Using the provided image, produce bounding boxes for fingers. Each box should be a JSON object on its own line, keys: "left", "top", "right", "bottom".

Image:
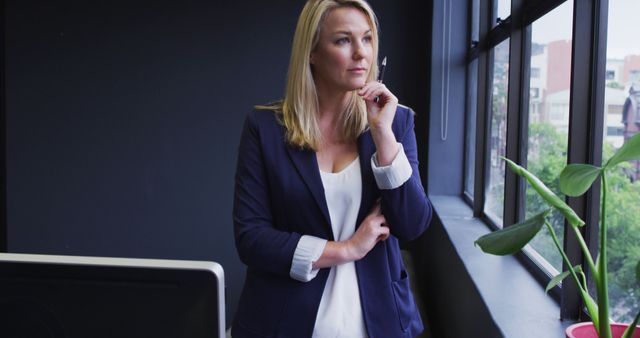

{"left": 357, "top": 81, "right": 384, "bottom": 97}
{"left": 367, "top": 214, "right": 389, "bottom": 241}
{"left": 369, "top": 200, "right": 382, "bottom": 215}
{"left": 358, "top": 82, "right": 397, "bottom": 104}
{"left": 377, "top": 223, "right": 390, "bottom": 242}
{"left": 350, "top": 214, "right": 390, "bottom": 260}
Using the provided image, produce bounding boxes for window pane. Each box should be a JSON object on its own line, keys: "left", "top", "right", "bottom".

{"left": 495, "top": 0, "right": 510, "bottom": 25}
{"left": 485, "top": 39, "right": 510, "bottom": 226}
{"left": 602, "top": 0, "right": 640, "bottom": 324}
{"left": 525, "top": 1, "right": 573, "bottom": 274}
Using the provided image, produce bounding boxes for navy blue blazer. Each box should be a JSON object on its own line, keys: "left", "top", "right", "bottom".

{"left": 232, "top": 105, "right": 432, "bottom": 338}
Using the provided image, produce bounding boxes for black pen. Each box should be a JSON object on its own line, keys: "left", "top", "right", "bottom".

{"left": 374, "top": 57, "right": 387, "bottom": 103}
{"left": 378, "top": 56, "right": 387, "bottom": 83}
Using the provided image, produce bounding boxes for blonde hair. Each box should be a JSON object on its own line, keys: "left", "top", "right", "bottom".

{"left": 256, "top": 0, "right": 379, "bottom": 150}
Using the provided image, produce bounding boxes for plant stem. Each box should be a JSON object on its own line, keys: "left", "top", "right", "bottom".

{"left": 578, "top": 269, "right": 588, "bottom": 291}
{"left": 544, "top": 220, "right": 587, "bottom": 295}
{"left": 598, "top": 173, "right": 611, "bottom": 338}
{"left": 544, "top": 220, "right": 600, "bottom": 328}
{"left": 570, "top": 224, "right": 599, "bottom": 282}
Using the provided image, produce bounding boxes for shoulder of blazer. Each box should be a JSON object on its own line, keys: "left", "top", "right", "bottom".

{"left": 244, "top": 108, "right": 287, "bottom": 141}
{"left": 246, "top": 108, "right": 281, "bottom": 128}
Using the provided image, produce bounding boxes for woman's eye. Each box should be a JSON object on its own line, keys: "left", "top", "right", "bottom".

{"left": 363, "top": 36, "right": 372, "bottom": 43}
{"left": 336, "top": 37, "right": 350, "bottom": 45}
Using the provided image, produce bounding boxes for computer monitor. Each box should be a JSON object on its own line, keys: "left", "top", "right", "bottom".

{"left": 0, "top": 253, "right": 225, "bottom": 338}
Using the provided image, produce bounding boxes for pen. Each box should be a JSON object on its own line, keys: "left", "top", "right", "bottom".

{"left": 374, "top": 56, "right": 387, "bottom": 103}
{"left": 378, "top": 56, "right": 387, "bottom": 83}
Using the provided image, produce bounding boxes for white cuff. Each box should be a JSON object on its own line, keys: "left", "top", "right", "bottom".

{"left": 371, "top": 143, "right": 412, "bottom": 190}
{"left": 290, "top": 235, "right": 327, "bottom": 282}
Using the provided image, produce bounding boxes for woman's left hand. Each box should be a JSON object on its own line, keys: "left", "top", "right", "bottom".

{"left": 358, "top": 82, "right": 399, "bottom": 166}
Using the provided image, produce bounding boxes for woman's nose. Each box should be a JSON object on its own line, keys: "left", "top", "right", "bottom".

{"left": 353, "top": 42, "right": 365, "bottom": 60}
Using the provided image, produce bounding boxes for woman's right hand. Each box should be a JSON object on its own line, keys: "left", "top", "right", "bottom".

{"left": 311, "top": 201, "right": 390, "bottom": 269}
{"left": 346, "top": 201, "right": 390, "bottom": 260}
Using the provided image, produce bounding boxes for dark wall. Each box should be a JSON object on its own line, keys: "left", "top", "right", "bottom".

{"left": 4, "top": 0, "right": 431, "bottom": 327}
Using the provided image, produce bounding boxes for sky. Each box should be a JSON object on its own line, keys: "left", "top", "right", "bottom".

{"left": 498, "top": 0, "right": 639, "bottom": 59}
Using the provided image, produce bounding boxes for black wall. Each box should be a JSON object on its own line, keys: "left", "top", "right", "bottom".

{"left": 4, "top": 0, "right": 431, "bottom": 327}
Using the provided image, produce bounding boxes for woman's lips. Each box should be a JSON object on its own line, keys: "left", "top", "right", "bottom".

{"left": 348, "top": 68, "right": 367, "bottom": 74}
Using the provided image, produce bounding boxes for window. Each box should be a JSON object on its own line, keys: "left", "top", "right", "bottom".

{"left": 464, "top": 0, "right": 617, "bottom": 321}
{"left": 525, "top": 1, "right": 573, "bottom": 273}
{"left": 530, "top": 67, "right": 540, "bottom": 79}
{"left": 606, "top": 126, "right": 623, "bottom": 137}
{"left": 530, "top": 87, "right": 539, "bottom": 99}
{"left": 631, "top": 70, "right": 640, "bottom": 85}
{"left": 600, "top": 0, "right": 640, "bottom": 323}
{"left": 495, "top": 0, "right": 510, "bottom": 25}
{"left": 485, "top": 39, "right": 510, "bottom": 226}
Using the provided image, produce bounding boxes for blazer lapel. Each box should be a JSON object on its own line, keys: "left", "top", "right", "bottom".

{"left": 285, "top": 145, "right": 334, "bottom": 239}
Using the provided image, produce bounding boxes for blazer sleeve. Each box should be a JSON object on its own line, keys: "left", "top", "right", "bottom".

{"left": 380, "top": 109, "right": 433, "bottom": 241}
{"left": 233, "top": 112, "right": 302, "bottom": 277}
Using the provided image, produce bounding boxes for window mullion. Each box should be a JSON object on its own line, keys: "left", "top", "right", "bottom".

{"left": 503, "top": 0, "right": 526, "bottom": 227}
{"left": 0, "top": 1, "right": 5, "bottom": 253}
{"left": 564, "top": 0, "right": 608, "bottom": 321}
{"left": 473, "top": 0, "right": 492, "bottom": 217}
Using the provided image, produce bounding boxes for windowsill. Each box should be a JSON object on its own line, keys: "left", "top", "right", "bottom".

{"left": 428, "top": 194, "right": 574, "bottom": 337}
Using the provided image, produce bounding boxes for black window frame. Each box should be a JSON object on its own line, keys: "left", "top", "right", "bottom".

{"left": 466, "top": 0, "right": 609, "bottom": 321}
{"left": 0, "top": 1, "right": 6, "bottom": 253}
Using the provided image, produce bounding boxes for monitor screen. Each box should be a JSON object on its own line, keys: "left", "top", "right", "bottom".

{"left": 0, "top": 253, "right": 225, "bottom": 338}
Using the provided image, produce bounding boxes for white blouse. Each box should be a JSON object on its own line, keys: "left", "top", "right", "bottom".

{"left": 314, "top": 157, "right": 366, "bottom": 338}
{"left": 289, "top": 143, "right": 412, "bottom": 338}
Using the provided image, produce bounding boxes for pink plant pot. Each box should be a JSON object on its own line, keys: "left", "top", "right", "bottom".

{"left": 565, "top": 322, "right": 640, "bottom": 338}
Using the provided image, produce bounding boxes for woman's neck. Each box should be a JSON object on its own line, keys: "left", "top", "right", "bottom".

{"left": 315, "top": 82, "right": 352, "bottom": 122}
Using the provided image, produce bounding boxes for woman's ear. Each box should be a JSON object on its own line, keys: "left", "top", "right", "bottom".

{"left": 309, "top": 53, "right": 315, "bottom": 65}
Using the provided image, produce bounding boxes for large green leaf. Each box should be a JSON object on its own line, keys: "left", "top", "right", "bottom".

{"left": 503, "top": 157, "right": 585, "bottom": 227}
{"left": 606, "top": 132, "right": 640, "bottom": 168}
{"left": 545, "top": 265, "right": 583, "bottom": 293}
{"left": 559, "top": 164, "right": 602, "bottom": 197}
{"left": 475, "top": 210, "right": 549, "bottom": 256}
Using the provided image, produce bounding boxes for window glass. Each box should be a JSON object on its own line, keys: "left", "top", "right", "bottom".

{"left": 495, "top": 0, "right": 510, "bottom": 25}
{"left": 601, "top": 0, "right": 640, "bottom": 324}
{"left": 485, "top": 39, "right": 510, "bottom": 226}
{"left": 525, "top": 1, "right": 573, "bottom": 273}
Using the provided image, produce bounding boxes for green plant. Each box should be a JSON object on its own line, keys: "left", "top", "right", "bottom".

{"left": 475, "top": 133, "right": 640, "bottom": 338}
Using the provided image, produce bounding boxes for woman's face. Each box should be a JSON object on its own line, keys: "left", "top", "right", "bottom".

{"left": 310, "top": 7, "right": 373, "bottom": 93}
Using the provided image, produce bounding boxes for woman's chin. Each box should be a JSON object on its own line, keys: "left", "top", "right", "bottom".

{"left": 345, "top": 81, "right": 366, "bottom": 91}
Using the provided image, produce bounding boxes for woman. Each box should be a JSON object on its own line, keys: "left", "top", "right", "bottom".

{"left": 232, "top": 0, "right": 432, "bottom": 337}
